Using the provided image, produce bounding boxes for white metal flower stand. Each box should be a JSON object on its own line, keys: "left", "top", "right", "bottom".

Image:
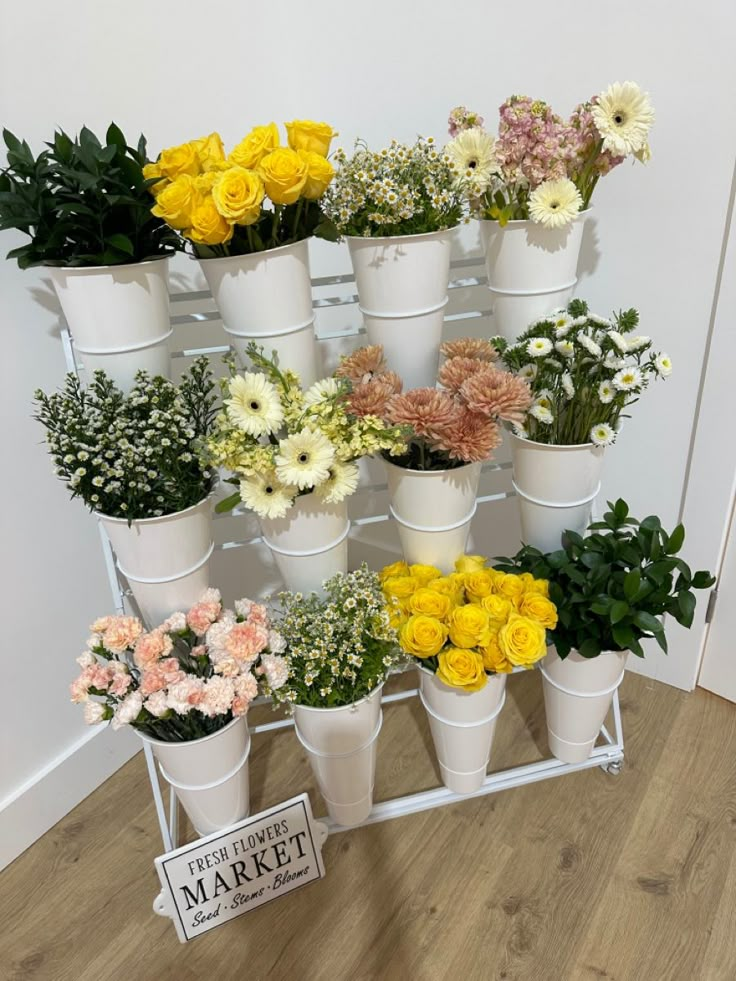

{"left": 57, "top": 251, "right": 624, "bottom": 917}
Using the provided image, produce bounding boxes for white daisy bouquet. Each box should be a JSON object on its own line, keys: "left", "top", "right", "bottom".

{"left": 446, "top": 81, "right": 655, "bottom": 228}
{"left": 271, "top": 566, "right": 402, "bottom": 709}
{"left": 321, "top": 136, "right": 464, "bottom": 237}
{"left": 206, "top": 345, "right": 408, "bottom": 519}
{"left": 493, "top": 298, "right": 672, "bottom": 447}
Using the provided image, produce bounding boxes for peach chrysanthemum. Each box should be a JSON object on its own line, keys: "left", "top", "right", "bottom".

{"left": 461, "top": 367, "right": 533, "bottom": 425}
{"left": 432, "top": 410, "right": 502, "bottom": 463}
{"left": 438, "top": 356, "right": 489, "bottom": 394}
{"left": 386, "top": 388, "right": 457, "bottom": 437}
{"left": 347, "top": 374, "right": 402, "bottom": 418}
{"left": 440, "top": 337, "right": 498, "bottom": 362}
{"left": 336, "top": 345, "right": 387, "bottom": 384}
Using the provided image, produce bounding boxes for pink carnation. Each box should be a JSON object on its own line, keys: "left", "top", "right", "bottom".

{"left": 83, "top": 701, "right": 106, "bottom": 725}
{"left": 133, "top": 630, "right": 173, "bottom": 670}
{"left": 111, "top": 691, "right": 143, "bottom": 730}
{"left": 160, "top": 611, "right": 187, "bottom": 634}
{"left": 187, "top": 601, "right": 221, "bottom": 636}
{"left": 201, "top": 676, "right": 235, "bottom": 718}
{"left": 102, "top": 617, "right": 143, "bottom": 653}
{"left": 166, "top": 677, "right": 206, "bottom": 715}
{"left": 246, "top": 604, "right": 270, "bottom": 627}
{"left": 144, "top": 690, "right": 169, "bottom": 718}
{"left": 90, "top": 616, "right": 113, "bottom": 634}
{"left": 225, "top": 621, "right": 269, "bottom": 664}
{"left": 259, "top": 654, "right": 289, "bottom": 691}
{"left": 108, "top": 663, "right": 133, "bottom": 697}
{"left": 232, "top": 673, "right": 259, "bottom": 716}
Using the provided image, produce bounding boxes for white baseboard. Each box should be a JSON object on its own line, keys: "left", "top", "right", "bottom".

{"left": 0, "top": 724, "right": 140, "bottom": 871}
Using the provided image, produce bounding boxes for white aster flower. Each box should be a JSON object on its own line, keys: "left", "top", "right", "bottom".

{"left": 654, "top": 353, "right": 673, "bottom": 377}
{"left": 577, "top": 333, "right": 603, "bottom": 358}
{"left": 275, "top": 427, "right": 336, "bottom": 490}
{"left": 604, "top": 352, "right": 627, "bottom": 370}
{"left": 315, "top": 460, "right": 360, "bottom": 504}
{"left": 555, "top": 340, "right": 574, "bottom": 358}
{"left": 446, "top": 128, "right": 498, "bottom": 190}
{"left": 598, "top": 380, "right": 615, "bottom": 404}
{"left": 613, "top": 366, "right": 643, "bottom": 391}
{"left": 225, "top": 373, "right": 284, "bottom": 437}
{"left": 511, "top": 423, "right": 529, "bottom": 439}
{"left": 590, "top": 422, "right": 616, "bottom": 447}
{"left": 561, "top": 373, "right": 575, "bottom": 400}
{"left": 304, "top": 377, "right": 342, "bottom": 407}
{"left": 627, "top": 335, "right": 651, "bottom": 351}
{"left": 553, "top": 315, "right": 573, "bottom": 337}
{"left": 517, "top": 363, "right": 538, "bottom": 381}
{"left": 530, "top": 403, "right": 554, "bottom": 424}
{"left": 608, "top": 331, "right": 629, "bottom": 353}
{"left": 592, "top": 81, "right": 655, "bottom": 156}
{"left": 528, "top": 178, "right": 582, "bottom": 228}
{"left": 527, "top": 337, "right": 553, "bottom": 358}
{"left": 240, "top": 471, "right": 295, "bottom": 520}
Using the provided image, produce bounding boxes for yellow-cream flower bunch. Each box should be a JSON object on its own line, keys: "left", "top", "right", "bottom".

{"left": 381, "top": 554, "right": 557, "bottom": 691}
{"left": 143, "top": 121, "right": 336, "bottom": 254}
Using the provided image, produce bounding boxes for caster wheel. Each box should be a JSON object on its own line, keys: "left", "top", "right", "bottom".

{"left": 601, "top": 759, "right": 623, "bottom": 776}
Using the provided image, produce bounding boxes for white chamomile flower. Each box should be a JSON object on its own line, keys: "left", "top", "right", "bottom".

{"left": 527, "top": 337, "right": 553, "bottom": 358}
{"left": 239, "top": 472, "right": 295, "bottom": 520}
{"left": 517, "top": 363, "right": 538, "bottom": 381}
{"left": 592, "top": 81, "right": 655, "bottom": 156}
{"left": 530, "top": 403, "right": 554, "bottom": 424}
{"left": 528, "top": 178, "right": 582, "bottom": 228}
{"left": 555, "top": 340, "right": 574, "bottom": 358}
{"left": 627, "top": 335, "right": 651, "bottom": 351}
{"left": 613, "top": 366, "right": 643, "bottom": 391}
{"left": 590, "top": 422, "right": 616, "bottom": 447}
{"left": 608, "top": 331, "right": 629, "bottom": 354}
{"left": 577, "top": 333, "right": 603, "bottom": 358}
{"left": 598, "top": 380, "right": 615, "bottom": 404}
{"left": 315, "top": 460, "right": 360, "bottom": 504}
{"left": 226, "top": 373, "right": 284, "bottom": 437}
{"left": 562, "top": 373, "right": 575, "bottom": 400}
{"left": 275, "top": 427, "right": 336, "bottom": 490}
{"left": 655, "top": 353, "right": 673, "bottom": 377}
{"left": 304, "top": 377, "right": 342, "bottom": 407}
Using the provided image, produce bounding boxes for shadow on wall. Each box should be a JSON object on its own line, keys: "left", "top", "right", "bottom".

{"left": 577, "top": 214, "right": 601, "bottom": 290}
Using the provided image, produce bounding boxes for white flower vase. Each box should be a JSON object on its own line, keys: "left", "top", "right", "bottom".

{"left": 198, "top": 240, "right": 319, "bottom": 386}
{"left": 259, "top": 494, "right": 349, "bottom": 596}
{"left": 479, "top": 213, "right": 588, "bottom": 342}
{"left": 347, "top": 229, "right": 455, "bottom": 389}
{"left": 98, "top": 496, "right": 214, "bottom": 628}
{"left": 540, "top": 647, "right": 629, "bottom": 763}
{"left": 419, "top": 667, "right": 507, "bottom": 794}
{"left": 47, "top": 258, "right": 172, "bottom": 392}
{"left": 510, "top": 434, "right": 605, "bottom": 553}
{"left": 293, "top": 684, "right": 383, "bottom": 827}
{"left": 384, "top": 459, "right": 481, "bottom": 572}
{"left": 140, "top": 716, "right": 250, "bottom": 836}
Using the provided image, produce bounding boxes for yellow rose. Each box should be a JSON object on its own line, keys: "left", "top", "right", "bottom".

{"left": 408, "top": 564, "right": 443, "bottom": 585}
{"left": 158, "top": 142, "right": 201, "bottom": 180}
{"left": 194, "top": 172, "right": 220, "bottom": 194}
{"left": 448, "top": 604, "right": 493, "bottom": 649}
{"left": 387, "top": 602, "right": 408, "bottom": 631}
{"left": 495, "top": 573, "right": 527, "bottom": 606}
{"left": 187, "top": 196, "right": 234, "bottom": 246}
{"left": 285, "top": 119, "right": 335, "bottom": 156}
{"left": 437, "top": 647, "right": 487, "bottom": 692}
{"left": 498, "top": 613, "right": 547, "bottom": 667}
{"left": 454, "top": 554, "right": 488, "bottom": 573}
{"left": 524, "top": 578, "right": 550, "bottom": 598}
{"left": 297, "top": 149, "right": 335, "bottom": 200}
{"left": 259, "top": 147, "right": 308, "bottom": 205}
{"left": 426, "top": 576, "right": 465, "bottom": 605}
{"left": 464, "top": 569, "right": 496, "bottom": 602}
{"left": 212, "top": 167, "right": 265, "bottom": 225}
{"left": 142, "top": 162, "right": 167, "bottom": 195}
{"left": 382, "top": 576, "right": 417, "bottom": 603}
{"left": 191, "top": 132, "right": 226, "bottom": 172}
{"left": 229, "top": 124, "right": 280, "bottom": 170}
{"left": 409, "top": 588, "right": 453, "bottom": 621}
{"left": 380, "top": 560, "right": 410, "bottom": 582}
{"left": 481, "top": 630, "right": 513, "bottom": 674}
{"left": 400, "top": 615, "right": 448, "bottom": 658}
{"left": 518, "top": 593, "right": 558, "bottom": 630}
{"left": 151, "top": 174, "right": 199, "bottom": 230}
{"left": 480, "top": 593, "right": 513, "bottom": 624}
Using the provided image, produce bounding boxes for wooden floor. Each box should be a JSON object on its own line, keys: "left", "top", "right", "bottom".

{"left": 2, "top": 670, "right": 736, "bottom": 981}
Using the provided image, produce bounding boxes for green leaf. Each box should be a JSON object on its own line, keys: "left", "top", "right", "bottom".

{"left": 612, "top": 624, "right": 634, "bottom": 649}
{"left": 633, "top": 611, "right": 663, "bottom": 634}
{"left": 624, "top": 569, "right": 641, "bottom": 601}
{"left": 610, "top": 600, "right": 629, "bottom": 624}
{"left": 665, "top": 524, "right": 685, "bottom": 555}
{"left": 579, "top": 637, "right": 601, "bottom": 658}
{"left": 106, "top": 122, "right": 126, "bottom": 148}
{"left": 3, "top": 129, "right": 21, "bottom": 152}
{"left": 106, "top": 233, "right": 134, "bottom": 255}
{"left": 655, "top": 631, "right": 668, "bottom": 654}
{"left": 676, "top": 590, "right": 696, "bottom": 629}
{"left": 692, "top": 570, "right": 715, "bottom": 589}
{"left": 640, "top": 515, "right": 662, "bottom": 532}
{"left": 215, "top": 492, "right": 241, "bottom": 514}
{"left": 613, "top": 498, "right": 629, "bottom": 522}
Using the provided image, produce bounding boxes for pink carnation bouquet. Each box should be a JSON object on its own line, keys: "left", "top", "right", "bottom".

{"left": 70, "top": 588, "right": 289, "bottom": 741}
{"left": 336, "top": 341, "right": 531, "bottom": 470}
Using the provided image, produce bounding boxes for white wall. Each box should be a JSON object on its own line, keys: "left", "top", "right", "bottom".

{"left": 1, "top": 0, "right": 734, "bottom": 864}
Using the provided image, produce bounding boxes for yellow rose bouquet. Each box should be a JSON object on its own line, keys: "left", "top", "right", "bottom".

{"left": 143, "top": 121, "right": 338, "bottom": 257}
{"left": 381, "top": 554, "right": 556, "bottom": 691}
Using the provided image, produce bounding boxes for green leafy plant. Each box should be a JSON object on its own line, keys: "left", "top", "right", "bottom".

{"left": 0, "top": 124, "right": 180, "bottom": 268}
{"left": 495, "top": 499, "right": 714, "bottom": 659}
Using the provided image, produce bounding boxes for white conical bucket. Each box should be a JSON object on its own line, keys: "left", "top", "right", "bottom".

{"left": 198, "top": 240, "right": 319, "bottom": 386}
{"left": 391, "top": 505, "right": 477, "bottom": 572}
{"left": 47, "top": 257, "right": 172, "bottom": 391}
{"left": 140, "top": 716, "right": 251, "bottom": 836}
{"left": 479, "top": 213, "right": 587, "bottom": 341}
{"left": 293, "top": 684, "right": 383, "bottom": 826}
{"left": 259, "top": 494, "right": 349, "bottom": 596}
{"left": 98, "top": 496, "right": 214, "bottom": 627}
{"left": 510, "top": 435, "right": 605, "bottom": 553}
{"left": 362, "top": 300, "right": 447, "bottom": 390}
{"left": 419, "top": 668, "right": 506, "bottom": 794}
{"left": 540, "top": 647, "right": 628, "bottom": 763}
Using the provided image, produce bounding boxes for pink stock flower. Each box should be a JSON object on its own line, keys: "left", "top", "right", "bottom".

{"left": 225, "top": 621, "right": 269, "bottom": 664}
{"left": 448, "top": 106, "right": 485, "bottom": 138}
{"left": 133, "top": 630, "right": 173, "bottom": 670}
{"left": 102, "top": 616, "right": 143, "bottom": 653}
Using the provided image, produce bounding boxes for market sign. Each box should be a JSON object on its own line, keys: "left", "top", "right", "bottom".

{"left": 154, "top": 794, "right": 327, "bottom": 942}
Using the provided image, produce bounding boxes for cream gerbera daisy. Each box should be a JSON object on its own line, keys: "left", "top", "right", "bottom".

{"left": 527, "top": 337, "right": 553, "bottom": 358}
{"left": 239, "top": 472, "right": 295, "bottom": 520}
{"left": 598, "top": 380, "right": 615, "bottom": 404}
{"left": 613, "top": 366, "right": 643, "bottom": 391}
{"left": 655, "top": 353, "right": 673, "bottom": 377}
{"left": 445, "top": 127, "right": 497, "bottom": 190}
{"left": 592, "top": 81, "right": 655, "bottom": 156}
{"left": 315, "top": 460, "right": 360, "bottom": 504}
{"left": 226, "top": 373, "right": 284, "bottom": 437}
{"left": 528, "top": 179, "right": 582, "bottom": 228}
{"left": 275, "top": 427, "right": 335, "bottom": 490}
{"left": 590, "top": 423, "right": 616, "bottom": 447}
{"left": 304, "top": 377, "right": 343, "bottom": 407}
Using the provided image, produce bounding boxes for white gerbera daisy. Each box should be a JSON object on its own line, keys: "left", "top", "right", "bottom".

{"left": 517, "top": 363, "right": 538, "bottom": 381}
{"left": 627, "top": 335, "right": 651, "bottom": 351}
{"left": 592, "top": 81, "right": 655, "bottom": 156}
{"left": 555, "top": 340, "right": 574, "bottom": 358}
{"left": 527, "top": 337, "right": 553, "bottom": 358}
{"left": 315, "top": 460, "right": 360, "bottom": 504}
{"left": 577, "top": 333, "right": 603, "bottom": 358}
{"left": 655, "top": 353, "right": 673, "bottom": 377}
{"left": 445, "top": 127, "right": 497, "bottom": 190}
{"left": 528, "top": 178, "right": 582, "bottom": 228}
{"left": 598, "top": 380, "right": 615, "bottom": 404}
{"left": 239, "top": 472, "right": 295, "bottom": 520}
{"left": 613, "top": 366, "right": 643, "bottom": 391}
{"left": 590, "top": 423, "right": 616, "bottom": 447}
{"left": 530, "top": 403, "right": 554, "bottom": 424}
{"left": 562, "top": 373, "right": 575, "bottom": 400}
{"left": 304, "top": 377, "right": 342, "bottom": 407}
{"left": 608, "top": 331, "right": 629, "bottom": 354}
{"left": 275, "top": 427, "right": 336, "bottom": 490}
{"left": 226, "top": 373, "right": 284, "bottom": 437}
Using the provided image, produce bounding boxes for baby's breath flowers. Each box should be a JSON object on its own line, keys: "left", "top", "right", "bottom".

{"left": 34, "top": 359, "right": 217, "bottom": 521}
{"left": 494, "top": 298, "right": 671, "bottom": 446}
{"left": 271, "top": 566, "right": 402, "bottom": 709}
{"left": 205, "top": 344, "right": 407, "bottom": 520}
{"left": 322, "top": 136, "right": 464, "bottom": 238}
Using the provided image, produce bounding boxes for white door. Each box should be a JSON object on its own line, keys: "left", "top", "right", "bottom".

{"left": 698, "top": 489, "right": 736, "bottom": 701}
